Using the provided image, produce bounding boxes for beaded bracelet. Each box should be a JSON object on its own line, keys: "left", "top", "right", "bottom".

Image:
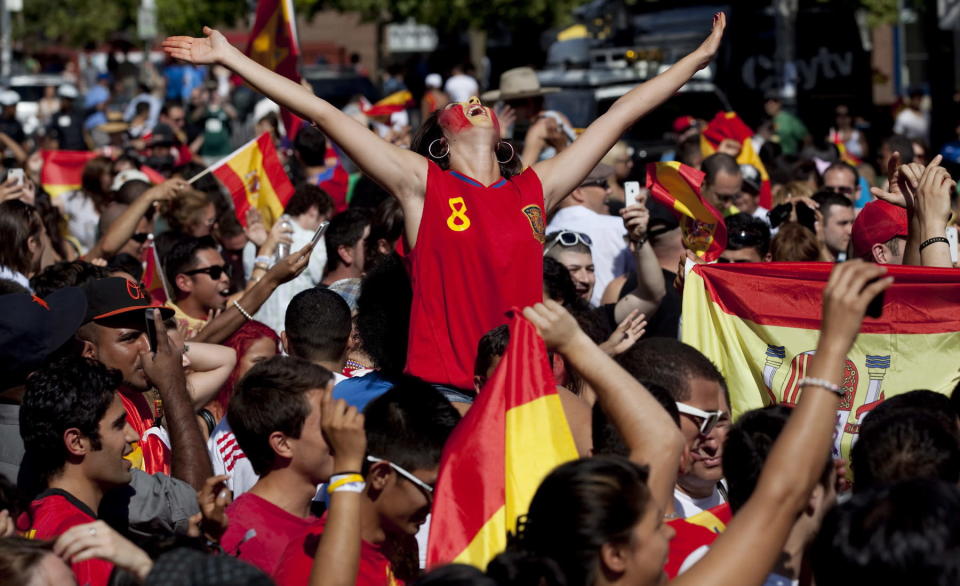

{"left": 798, "top": 377, "right": 843, "bottom": 397}
{"left": 232, "top": 300, "right": 253, "bottom": 321}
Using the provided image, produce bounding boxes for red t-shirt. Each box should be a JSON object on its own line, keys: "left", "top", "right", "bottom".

{"left": 664, "top": 503, "right": 732, "bottom": 577}
{"left": 273, "top": 515, "right": 403, "bottom": 586}
{"left": 118, "top": 388, "right": 170, "bottom": 476}
{"left": 220, "top": 492, "right": 316, "bottom": 576}
{"left": 17, "top": 489, "right": 114, "bottom": 586}
{"left": 405, "top": 162, "right": 545, "bottom": 389}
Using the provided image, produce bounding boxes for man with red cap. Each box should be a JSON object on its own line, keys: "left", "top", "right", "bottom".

{"left": 852, "top": 200, "right": 908, "bottom": 264}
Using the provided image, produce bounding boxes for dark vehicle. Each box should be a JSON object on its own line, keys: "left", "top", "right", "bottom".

{"left": 302, "top": 67, "right": 379, "bottom": 110}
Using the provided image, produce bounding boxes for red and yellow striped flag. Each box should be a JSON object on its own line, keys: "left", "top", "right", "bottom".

{"left": 646, "top": 161, "right": 727, "bottom": 262}
{"left": 700, "top": 111, "right": 772, "bottom": 209}
{"left": 40, "top": 150, "right": 98, "bottom": 198}
{"left": 247, "top": 0, "right": 303, "bottom": 139}
{"left": 210, "top": 132, "right": 294, "bottom": 228}
{"left": 681, "top": 262, "right": 960, "bottom": 462}
{"left": 141, "top": 237, "right": 170, "bottom": 304}
{"left": 362, "top": 90, "right": 415, "bottom": 118}
{"left": 426, "top": 311, "right": 579, "bottom": 569}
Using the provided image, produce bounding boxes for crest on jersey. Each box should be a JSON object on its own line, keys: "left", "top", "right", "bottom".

{"left": 522, "top": 205, "right": 545, "bottom": 243}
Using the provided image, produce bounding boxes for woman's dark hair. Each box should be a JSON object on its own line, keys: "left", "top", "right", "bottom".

{"left": 357, "top": 253, "right": 412, "bottom": 373}
{"left": 493, "top": 457, "right": 652, "bottom": 586}
{"left": 0, "top": 200, "right": 42, "bottom": 276}
{"left": 80, "top": 155, "right": 113, "bottom": 211}
{"left": 365, "top": 197, "right": 405, "bottom": 270}
{"left": 0, "top": 537, "right": 56, "bottom": 585}
{"left": 33, "top": 190, "right": 71, "bottom": 260}
{"left": 412, "top": 110, "right": 522, "bottom": 179}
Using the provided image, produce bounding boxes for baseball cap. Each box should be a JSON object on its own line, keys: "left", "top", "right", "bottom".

{"left": 673, "top": 115, "right": 696, "bottom": 134}
{"left": 111, "top": 169, "right": 152, "bottom": 192}
{"left": 852, "top": 200, "right": 908, "bottom": 258}
{"left": 0, "top": 90, "right": 20, "bottom": 106}
{"left": 425, "top": 73, "right": 442, "bottom": 89}
{"left": 58, "top": 84, "right": 79, "bottom": 99}
{"left": 0, "top": 288, "right": 87, "bottom": 376}
{"left": 739, "top": 164, "right": 761, "bottom": 195}
{"left": 579, "top": 163, "right": 614, "bottom": 187}
{"left": 80, "top": 278, "right": 173, "bottom": 323}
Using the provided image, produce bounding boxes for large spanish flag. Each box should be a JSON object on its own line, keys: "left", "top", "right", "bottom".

{"left": 426, "top": 311, "right": 579, "bottom": 569}
{"left": 682, "top": 262, "right": 960, "bottom": 462}
{"left": 40, "top": 150, "right": 97, "bottom": 198}
{"left": 700, "top": 111, "right": 772, "bottom": 209}
{"left": 247, "top": 0, "right": 303, "bottom": 139}
{"left": 210, "top": 132, "right": 294, "bottom": 228}
{"left": 646, "top": 161, "right": 727, "bottom": 262}
{"left": 362, "top": 90, "right": 415, "bottom": 118}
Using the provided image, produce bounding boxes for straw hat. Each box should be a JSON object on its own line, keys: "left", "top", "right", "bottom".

{"left": 481, "top": 67, "right": 559, "bottom": 102}
{"left": 97, "top": 111, "right": 129, "bottom": 134}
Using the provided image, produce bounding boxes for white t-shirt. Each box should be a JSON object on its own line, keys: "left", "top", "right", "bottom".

{"left": 444, "top": 74, "right": 479, "bottom": 103}
{"left": 243, "top": 218, "right": 327, "bottom": 335}
{"left": 208, "top": 417, "right": 259, "bottom": 497}
{"left": 673, "top": 483, "right": 726, "bottom": 519}
{"left": 893, "top": 108, "right": 928, "bottom": 142}
{"left": 547, "top": 205, "right": 632, "bottom": 307}
{"left": 61, "top": 190, "right": 100, "bottom": 253}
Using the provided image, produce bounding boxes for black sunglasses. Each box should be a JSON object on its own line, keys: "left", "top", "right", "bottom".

{"left": 131, "top": 232, "right": 150, "bottom": 244}
{"left": 183, "top": 264, "right": 231, "bottom": 280}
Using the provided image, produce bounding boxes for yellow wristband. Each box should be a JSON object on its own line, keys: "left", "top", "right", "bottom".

{"left": 327, "top": 474, "right": 364, "bottom": 493}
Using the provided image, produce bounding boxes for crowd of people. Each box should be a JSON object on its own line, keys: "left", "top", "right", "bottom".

{"left": 1, "top": 10, "right": 959, "bottom": 586}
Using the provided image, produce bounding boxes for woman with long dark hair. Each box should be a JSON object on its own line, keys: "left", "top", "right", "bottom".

{"left": 0, "top": 200, "right": 44, "bottom": 289}
{"left": 162, "top": 14, "right": 725, "bottom": 393}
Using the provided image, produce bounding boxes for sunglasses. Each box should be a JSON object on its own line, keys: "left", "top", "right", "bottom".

{"left": 727, "top": 229, "right": 763, "bottom": 248}
{"left": 824, "top": 185, "right": 856, "bottom": 195}
{"left": 367, "top": 455, "right": 434, "bottom": 502}
{"left": 675, "top": 402, "right": 725, "bottom": 436}
{"left": 543, "top": 230, "right": 593, "bottom": 256}
{"left": 131, "top": 232, "right": 150, "bottom": 244}
{"left": 183, "top": 264, "right": 231, "bottom": 280}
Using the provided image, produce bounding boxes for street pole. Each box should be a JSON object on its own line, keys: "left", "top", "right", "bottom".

{"left": 773, "top": 0, "right": 798, "bottom": 106}
{"left": 0, "top": 0, "right": 11, "bottom": 79}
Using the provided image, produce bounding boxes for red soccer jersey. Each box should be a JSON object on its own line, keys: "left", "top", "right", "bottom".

{"left": 220, "top": 492, "right": 316, "bottom": 576}
{"left": 17, "top": 489, "right": 114, "bottom": 586}
{"left": 405, "top": 162, "right": 546, "bottom": 389}
{"left": 273, "top": 515, "right": 404, "bottom": 586}
{"left": 118, "top": 388, "right": 170, "bottom": 476}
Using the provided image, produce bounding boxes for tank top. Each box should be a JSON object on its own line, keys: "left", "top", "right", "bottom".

{"left": 405, "top": 161, "right": 546, "bottom": 389}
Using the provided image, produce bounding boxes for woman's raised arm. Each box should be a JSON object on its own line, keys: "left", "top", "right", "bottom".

{"left": 162, "top": 27, "right": 427, "bottom": 205}
{"left": 533, "top": 13, "right": 725, "bottom": 211}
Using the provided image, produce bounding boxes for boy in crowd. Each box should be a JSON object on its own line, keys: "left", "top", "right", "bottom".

{"left": 274, "top": 379, "right": 461, "bottom": 585}
{"left": 17, "top": 356, "right": 139, "bottom": 586}
{"left": 219, "top": 355, "right": 365, "bottom": 576}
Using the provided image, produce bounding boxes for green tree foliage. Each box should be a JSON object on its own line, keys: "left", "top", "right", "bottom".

{"left": 155, "top": 0, "right": 248, "bottom": 36}
{"left": 314, "top": 0, "right": 582, "bottom": 31}
{"left": 15, "top": 0, "right": 137, "bottom": 47}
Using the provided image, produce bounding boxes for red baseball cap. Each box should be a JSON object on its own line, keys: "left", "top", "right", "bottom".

{"left": 852, "top": 200, "right": 908, "bottom": 258}
{"left": 673, "top": 115, "right": 696, "bottom": 134}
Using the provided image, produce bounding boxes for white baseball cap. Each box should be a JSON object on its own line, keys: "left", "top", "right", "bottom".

{"left": 0, "top": 90, "right": 20, "bottom": 106}
{"left": 425, "top": 73, "right": 442, "bottom": 89}
{"left": 111, "top": 169, "right": 152, "bottom": 192}
{"left": 58, "top": 84, "right": 79, "bottom": 99}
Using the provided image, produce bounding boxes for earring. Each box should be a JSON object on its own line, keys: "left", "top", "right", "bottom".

{"left": 496, "top": 141, "right": 515, "bottom": 164}
{"left": 428, "top": 138, "right": 449, "bottom": 159}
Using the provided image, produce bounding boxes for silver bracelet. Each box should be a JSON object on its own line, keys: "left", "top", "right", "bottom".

{"left": 232, "top": 300, "right": 253, "bottom": 321}
{"left": 798, "top": 377, "right": 843, "bottom": 397}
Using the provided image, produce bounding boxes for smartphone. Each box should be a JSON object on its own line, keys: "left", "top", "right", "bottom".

{"left": 625, "top": 181, "right": 641, "bottom": 204}
{"left": 144, "top": 308, "right": 158, "bottom": 354}
{"left": 310, "top": 221, "right": 330, "bottom": 248}
{"left": 8, "top": 168, "right": 23, "bottom": 186}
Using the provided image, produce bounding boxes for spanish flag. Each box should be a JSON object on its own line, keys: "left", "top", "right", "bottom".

{"left": 362, "top": 90, "right": 415, "bottom": 119}
{"left": 247, "top": 0, "right": 303, "bottom": 139}
{"left": 665, "top": 503, "right": 732, "bottom": 578}
{"left": 701, "top": 111, "right": 772, "bottom": 209}
{"left": 828, "top": 130, "right": 862, "bottom": 167}
{"left": 210, "top": 132, "right": 294, "bottom": 228}
{"left": 426, "top": 311, "right": 579, "bottom": 568}
{"left": 141, "top": 236, "right": 170, "bottom": 304}
{"left": 681, "top": 262, "right": 960, "bottom": 463}
{"left": 646, "top": 161, "right": 727, "bottom": 262}
{"left": 40, "top": 150, "right": 97, "bottom": 198}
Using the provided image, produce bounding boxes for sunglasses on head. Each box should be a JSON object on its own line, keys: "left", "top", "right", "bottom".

{"left": 183, "top": 264, "right": 231, "bottom": 280}
{"left": 675, "top": 402, "right": 725, "bottom": 436}
{"left": 543, "top": 230, "right": 593, "bottom": 256}
{"left": 367, "top": 455, "right": 434, "bottom": 502}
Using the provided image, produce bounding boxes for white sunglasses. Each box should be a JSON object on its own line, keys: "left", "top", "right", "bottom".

{"left": 366, "top": 455, "right": 434, "bottom": 499}
{"left": 675, "top": 402, "right": 725, "bottom": 436}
